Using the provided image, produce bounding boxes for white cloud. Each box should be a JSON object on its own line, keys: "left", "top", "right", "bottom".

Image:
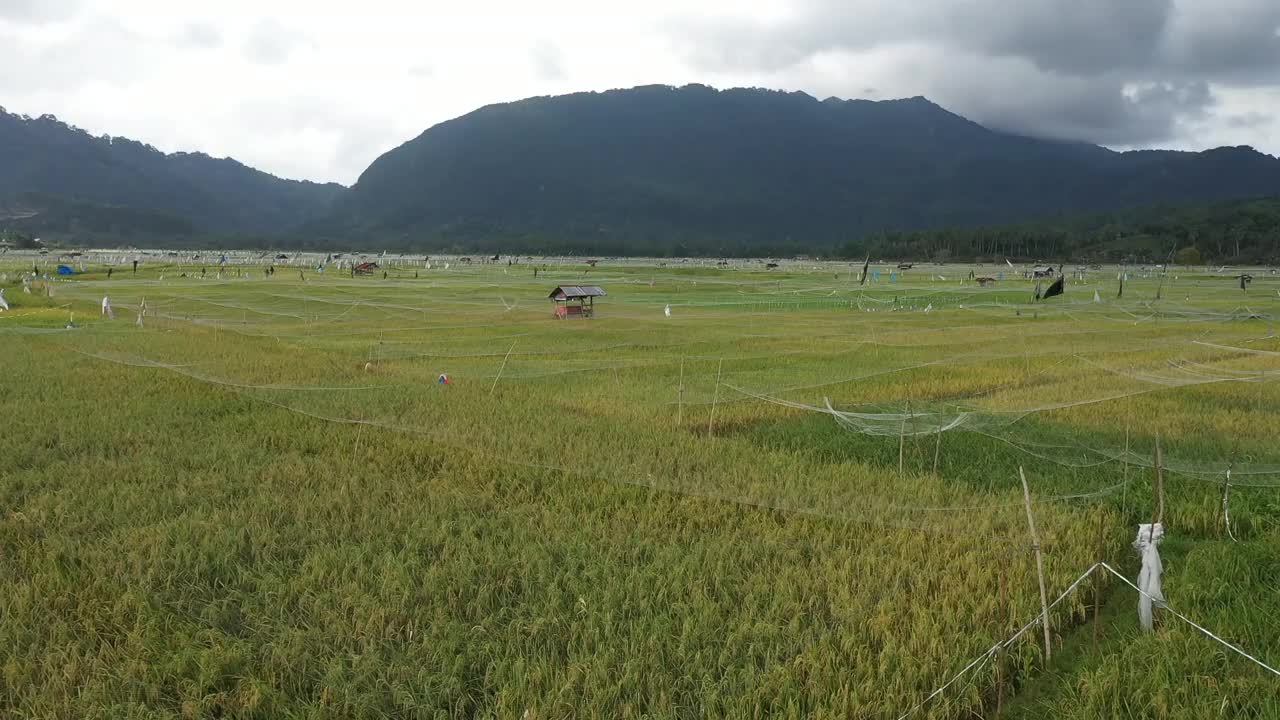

{"left": 0, "top": 0, "right": 82, "bottom": 23}
{"left": 243, "top": 17, "right": 307, "bottom": 65}
{"left": 178, "top": 20, "right": 220, "bottom": 49}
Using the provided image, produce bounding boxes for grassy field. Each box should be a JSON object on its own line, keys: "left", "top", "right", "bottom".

{"left": 2, "top": 255, "right": 1278, "bottom": 719}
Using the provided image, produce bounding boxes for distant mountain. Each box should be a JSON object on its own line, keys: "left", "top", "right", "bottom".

{"left": 0, "top": 108, "right": 343, "bottom": 240}
{"left": 332, "top": 84, "right": 1280, "bottom": 256}
{"left": 6, "top": 87, "right": 1280, "bottom": 256}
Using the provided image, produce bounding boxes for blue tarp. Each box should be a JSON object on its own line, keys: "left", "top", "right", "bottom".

{"left": 56, "top": 265, "right": 74, "bottom": 275}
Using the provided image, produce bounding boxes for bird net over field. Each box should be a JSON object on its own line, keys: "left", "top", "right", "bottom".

{"left": 4, "top": 254, "right": 1278, "bottom": 719}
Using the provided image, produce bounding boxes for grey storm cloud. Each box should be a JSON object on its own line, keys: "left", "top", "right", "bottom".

{"left": 243, "top": 18, "right": 307, "bottom": 65}
{"left": 1226, "top": 112, "right": 1272, "bottom": 129}
{"left": 1159, "top": 1, "right": 1280, "bottom": 79}
{"left": 0, "top": 0, "right": 81, "bottom": 23}
{"left": 672, "top": 0, "right": 1280, "bottom": 147}
{"left": 0, "top": 16, "right": 143, "bottom": 93}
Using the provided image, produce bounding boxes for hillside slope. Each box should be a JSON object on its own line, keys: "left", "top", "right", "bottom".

{"left": 335, "top": 85, "right": 1280, "bottom": 254}
{"left": 0, "top": 108, "right": 343, "bottom": 237}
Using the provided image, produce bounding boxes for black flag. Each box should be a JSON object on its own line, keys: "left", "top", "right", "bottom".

{"left": 1042, "top": 275, "right": 1065, "bottom": 300}
{"left": 860, "top": 256, "right": 870, "bottom": 285}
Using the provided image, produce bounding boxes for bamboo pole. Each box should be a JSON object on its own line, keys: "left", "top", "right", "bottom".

{"left": 994, "top": 648, "right": 1004, "bottom": 719}
{"left": 1150, "top": 434, "right": 1165, "bottom": 543}
{"left": 1121, "top": 425, "right": 1131, "bottom": 518}
{"left": 707, "top": 358, "right": 723, "bottom": 437}
{"left": 1092, "top": 508, "right": 1105, "bottom": 652}
{"left": 898, "top": 418, "right": 906, "bottom": 478}
{"left": 676, "top": 356, "right": 685, "bottom": 426}
{"left": 996, "top": 559, "right": 1009, "bottom": 718}
{"left": 1222, "top": 450, "right": 1237, "bottom": 542}
{"left": 932, "top": 426, "right": 942, "bottom": 476}
{"left": 489, "top": 340, "right": 517, "bottom": 395}
{"left": 1020, "top": 466, "right": 1052, "bottom": 662}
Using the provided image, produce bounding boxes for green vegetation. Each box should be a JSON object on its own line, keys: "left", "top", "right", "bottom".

{"left": 0, "top": 109, "right": 341, "bottom": 236}
{"left": 7, "top": 87, "right": 1280, "bottom": 257}
{"left": 2, "top": 257, "right": 1277, "bottom": 718}
{"left": 856, "top": 196, "right": 1280, "bottom": 265}
{"left": 333, "top": 85, "right": 1280, "bottom": 255}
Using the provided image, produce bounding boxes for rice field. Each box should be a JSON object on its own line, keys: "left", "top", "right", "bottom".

{"left": 2, "top": 254, "right": 1278, "bottom": 719}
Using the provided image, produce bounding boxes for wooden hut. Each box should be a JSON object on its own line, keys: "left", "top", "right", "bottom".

{"left": 549, "top": 285, "right": 605, "bottom": 318}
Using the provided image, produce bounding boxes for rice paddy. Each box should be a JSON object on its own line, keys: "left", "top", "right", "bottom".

{"left": 2, "top": 254, "right": 1277, "bottom": 719}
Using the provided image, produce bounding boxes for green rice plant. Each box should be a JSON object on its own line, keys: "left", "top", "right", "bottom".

{"left": 1, "top": 256, "right": 1276, "bottom": 718}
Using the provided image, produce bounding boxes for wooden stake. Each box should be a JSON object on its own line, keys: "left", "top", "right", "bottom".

{"left": 898, "top": 418, "right": 906, "bottom": 478}
{"left": 489, "top": 340, "right": 517, "bottom": 395}
{"left": 996, "top": 561, "right": 1009, "bottom": 718}
{"left": 1092, "top": 508, "right": 1105, "bottom": 652}
{"left": 1150, "top": 434, "right": 1165, "bottom": 543}
{"left": 1121, "top": 425, "right": 1131, "bottom": 518}
{"left": 932, "top": 427, "right": 942, "bottom": 476}
{"left": 1222, "top": 450, "right": 1237, "bottom": 542}
{"left": 994, "top": 647, "right": 1004, "bottom": 719}
{"left": 707, "top": 358, "right": 723, "bottom": 437}
{"left": 1020, "top": 466, "right": 1052, "bottom": 662}
{"left": 907, "top": 395, "right": 918, "bottom": 438}
{"left": 676, "top": 356, "right": 685, "bottom": 426}
{"left": 351, "top": 415, "right": 366, "bottom": 463}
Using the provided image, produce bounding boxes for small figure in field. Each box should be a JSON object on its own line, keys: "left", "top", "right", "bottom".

{"left": 101, "top": 296, "right": 114, "bottom": 319}
{"left": 107, "top": 267, "right": 113, "bottom": 279}
{"left": 201, "top": 267, "right": 206, "bottom": 278}
{"left": 132, "top": 260, "right": 138, "bottom": 274}
{"left": 383, "top": 271, "right": 388, "bottom": 280}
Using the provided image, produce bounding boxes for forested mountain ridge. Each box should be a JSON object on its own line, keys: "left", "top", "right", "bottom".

{"left": 328, "top": 84, "right": 1280, "bottom": 256}
{"left": 5, "top": 86, "right": 1280, "bottom": 257}
{"left": 849, "top": 195, "right": 1280, "bottom": 264}
{"left": 0, "top": 108, "right": 343, "bottom": 237}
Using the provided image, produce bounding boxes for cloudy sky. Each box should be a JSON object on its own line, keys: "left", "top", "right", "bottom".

{"left": 3, "top": 0, "right": 1278, "bottom": 185}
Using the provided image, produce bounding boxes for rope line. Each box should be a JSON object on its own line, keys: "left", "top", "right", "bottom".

{"left": 897, "top": 561, "right": 1280, "bottom": 718}
{"left": 1099, "top": 562, "right": 1280, "bottom": 677}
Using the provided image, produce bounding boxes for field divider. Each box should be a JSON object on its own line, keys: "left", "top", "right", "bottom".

{"left": 895, "top": 562, "right": 1101, "bottom": 719}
